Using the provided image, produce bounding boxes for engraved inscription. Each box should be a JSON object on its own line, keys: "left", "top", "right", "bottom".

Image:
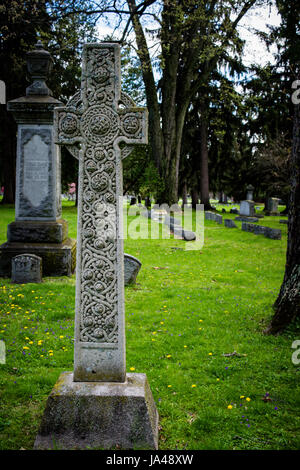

{"left": 23, "top": 134, "right": 49, "bottom": 207}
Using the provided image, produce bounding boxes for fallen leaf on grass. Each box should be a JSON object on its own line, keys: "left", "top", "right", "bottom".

{"left": 152, "top": 266, "right": 169, "bottom": 270}
{"left": 262, "top": 396, "right": 273, "bottom": 402}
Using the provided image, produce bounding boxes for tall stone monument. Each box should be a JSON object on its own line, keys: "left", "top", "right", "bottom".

{"left": 34, "top": 42, "right": 158, "bottom": 450}
{"left": 0, "top": 41, "right": 76, "bottom": 277}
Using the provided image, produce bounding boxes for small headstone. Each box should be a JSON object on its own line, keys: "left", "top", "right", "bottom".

{"left": 279, "top": 219, "right": 288, "bottom": 224}
{"left": 172, "top": 227, "right": 196, "bottom": 241}
{"left": 242, "top": 223, "right": 281, "bottom": 240}
{"left": 124, "top": 253, "right": 141, "bottom": 285}
{"left": 230, "top": 208, "right": 239, "bottom": 214}
{"left": 235, "top": 216, "right": 259, "bottom": 223}
{"left": 215, "top": 214, "right": 223, "bottom": 224}
{"left": 239, "top": 200, "right": 255, "bottom": 217}
{"left": 11, "top": 254, "right": 42, "bottom": 284}
{"left": 224, "top": 219, "right": 237, "bottom": 228}
{"left": 265, "top": 197, "right": 281, "bottom": 216}
{"left": 264, "top": 227, "right": 282, "bottom": 240}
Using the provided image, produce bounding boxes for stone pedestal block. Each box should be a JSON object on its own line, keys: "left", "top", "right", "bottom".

{"left": 34, "top": 371, "right": 159, "bottom": 450}
{"left": 0, "top": 238, "right": 76, "bottom": 277}
{"left": 7, "top": 219, "right": 68, "bottom": 243}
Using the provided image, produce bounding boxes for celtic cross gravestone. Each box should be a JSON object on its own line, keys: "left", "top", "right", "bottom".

{"left": 34, "top": 42, "right": 158, "bottom": 450}
{"left": 55, "top": 42, "right": 147, "bottom": 382}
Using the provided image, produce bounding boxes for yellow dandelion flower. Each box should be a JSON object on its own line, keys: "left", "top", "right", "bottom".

{"left": 227, "top": 405, "right": 233, "bottom": 409}
{"left": 246, "top": 397, "right": 251, "bottom": 402}
{"left": 130, "top": 367, "right": 135, "bottom": 371}
{"left": 191, "top": 384, "right": 196, "bottom": 388}
{"left": 23, "top": 346, "right": 29, "bottom": 350}
{"left": 166, "top": 354, "right": 171, "bottom": 358}
{"left": 167, "top": 385, "right": 172, "bottom": 388}
{"left": 240, "top": 395, "right": 245, "bottom": 399}
{"left": 208, "top": 352, "right": 212, "bottom": 356}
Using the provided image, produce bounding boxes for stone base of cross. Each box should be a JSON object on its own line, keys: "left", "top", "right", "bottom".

{"left": 34, "top": 42, "right": 158, "bottom": 450}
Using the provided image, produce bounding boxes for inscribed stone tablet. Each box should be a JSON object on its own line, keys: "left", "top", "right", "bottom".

{"left": 11, "top": 254, "right": 42, "bottom": 283}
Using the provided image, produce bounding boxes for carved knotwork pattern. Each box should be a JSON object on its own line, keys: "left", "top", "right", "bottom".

{"left": 79, "top": 141, "right": 118, "bottom": 344}
{"left": 55, "top": 45, "right": 147, "bottom": 345}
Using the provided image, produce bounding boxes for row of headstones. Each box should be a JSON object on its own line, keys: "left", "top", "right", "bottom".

{"left": 143, "top": 210, "right": 197, "bottom": 241}
{"left": 205, "top": 211, "right": 283, "bottom": 240}
{"left": 11, "top": 253, "right": 141, "bottom": 285}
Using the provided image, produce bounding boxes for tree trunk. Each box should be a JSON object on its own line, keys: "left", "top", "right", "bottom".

{"left": 181, "top": 181, "right": 188, "bottom": 208}
{"left": 127, "top": 0, "right": 163, "bottom": 175}
{"left": 199, "top": 99, "right": 211, "bottom": 210}
{"left": 191, "top": 188, "right": 199, "bottom": 210}
{"left": 265, "top": 84, "right": 300, "bottom": 334}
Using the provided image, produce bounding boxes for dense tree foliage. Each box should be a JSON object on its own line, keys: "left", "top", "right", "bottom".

{"left": 0, "top": 0, "right": 97, "bottom": 204}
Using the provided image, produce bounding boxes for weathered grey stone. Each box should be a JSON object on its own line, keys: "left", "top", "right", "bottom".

{"left": 264, "top": 227, "right": 282, "bottom": 240}
{"left": 204, "top": 211, "right": 222, "bottom": 224}
{"left": 0, "top": 41, "right": 76, "bottom": 278}
{"left": 36, "top": 42, "right": 158, "bottom": 451}
{"left": 265, "top": 197, "right": 281, "bottom": 216}
{"left": 34, "top": 371, "right": 158, "bottom": 450}
{"left": 235, "top": 216, "right": 259, "bottom": 223}
{"left": 172, "top": 226, "right": 196, "bottom": 241}
{"left": 239, "top": 200, "right": 255, "bottom": 217}
{"left": 7, "top": 219, "right": 68, "bottom": 243}
{"left": 242, "top": 222, "right": 281, "bottom": 240}
{"left": 230, "top": 208, "right": 239, "bottom": 214}
{"left": 11, "top": 253, "right": 42, "bottom": 283}
{"left": 242, "top": 222, "right": 262, "bottom": 234}
{"left": 205, "top": 211, "right": 215, "bottom": 220}
{"left": 246, "top": 184, "right": 254, "bottom": 201}
{"left": 224, "top": 219, "right": 237, "bottom": 228}
{"left": 124, "top": 253, "right": 141, "bottom": 285}
{"left": 279, "top": 219, "right": 288, "bottom": 224}
{"left": 0, "top": 238, "right": 76, "bottom": 277}
{"left": 54, "top": 43, "right": 148, "bottom": 383}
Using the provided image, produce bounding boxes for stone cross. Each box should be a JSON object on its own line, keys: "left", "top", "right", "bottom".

{"left": 54, "top": 43, "right": 148, "bottom": 382}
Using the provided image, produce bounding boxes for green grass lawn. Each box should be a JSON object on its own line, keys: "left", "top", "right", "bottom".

{"left": 0, "top": 201, "right": 299, "bottom": 450}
